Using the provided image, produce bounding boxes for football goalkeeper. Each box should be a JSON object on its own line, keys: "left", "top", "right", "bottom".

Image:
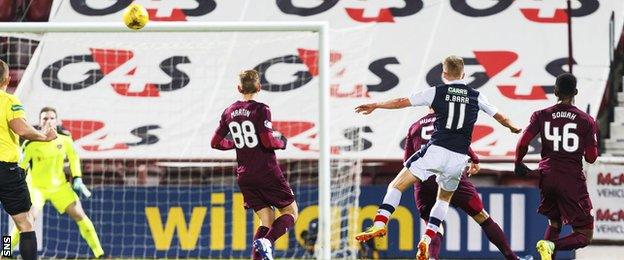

{"left": 12, "top": 107, "right": 104, "bottom": 258}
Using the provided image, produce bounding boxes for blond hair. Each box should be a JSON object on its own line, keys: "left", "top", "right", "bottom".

{"left": 239, "top": 70, "right": 260, "bottom": 94}
{"left": 443, "top": 55, "right": 464, "bottom": 79}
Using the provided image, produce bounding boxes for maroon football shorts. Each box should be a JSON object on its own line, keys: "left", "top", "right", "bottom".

{"left": 538, "top": 169, "right": 594, "bottom": 228}
{"left": 238, "top": 174, "right": 295, "bottom": 212}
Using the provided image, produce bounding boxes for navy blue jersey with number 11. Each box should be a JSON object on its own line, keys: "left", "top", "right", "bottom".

{"left": 408, "top": 81, "right": 499, "bottom": 154}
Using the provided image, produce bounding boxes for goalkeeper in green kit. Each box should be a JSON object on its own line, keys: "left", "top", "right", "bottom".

{"left": 11, "top": 107, "right": 104, "bottom": 258}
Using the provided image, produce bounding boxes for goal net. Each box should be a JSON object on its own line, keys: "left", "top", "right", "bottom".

{"left": 1, "top": 23, "right": 361, "bottom": 259}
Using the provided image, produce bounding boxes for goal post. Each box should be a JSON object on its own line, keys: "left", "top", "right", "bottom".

{"left": 0, "top": 21, "right": 350, "bottom": 259}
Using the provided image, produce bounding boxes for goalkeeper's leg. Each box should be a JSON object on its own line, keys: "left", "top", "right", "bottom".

{"left": 65, "top": 202, "right": 104, "bottom": 258}
{"left": 355, "top": 167, "right": 420, "bottom": 242}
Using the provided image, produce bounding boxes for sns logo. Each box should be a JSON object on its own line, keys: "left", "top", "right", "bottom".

{"left": 70, "top": 0, "right": 216, "bottom": 21}
{"left": 426, "top": 51, "right": 574, "bottom": 100}
{"left": 61, "top": 120, "right": 160, "bottom": 151}
{"left": 255, "top": 48, "right": 399, "bottom": 97}
{"left": 277, "top": 0, "right": 598, "bottom": 23}
{"left": 42, "top": 48, "right": 190, "bottom": 97}
{"left": 272, "top": 121, "right": 373, "bottom": 154}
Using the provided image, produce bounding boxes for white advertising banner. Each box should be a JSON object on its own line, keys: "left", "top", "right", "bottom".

{"left": 13, "top": 0, "right": 624, "bottom": 159}
{"left": 587, "top": 162, "right": 624, "bottom": 241}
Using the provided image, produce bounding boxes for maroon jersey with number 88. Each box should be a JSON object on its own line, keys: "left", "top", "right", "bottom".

{"left": 213, "top": 100, "right": 284, "bottom": 186}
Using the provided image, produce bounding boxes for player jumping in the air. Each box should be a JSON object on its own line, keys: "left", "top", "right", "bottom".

{"left": 211, "top": 70, "right": 297, "bottom": 260}
{"left": 354, "top": 56, "right": 521, "bottom": 260}
{"left": 13, "top": 107, "right": 104, "bottom": 258}
{"left": 515, "top": 73, "right": 598, "bottom": 260}
{"left": 404, "top": 109, "right": 526, "bottom": 260}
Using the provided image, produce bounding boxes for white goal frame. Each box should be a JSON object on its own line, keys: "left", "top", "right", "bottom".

{"left": 0, "top": 21, "right": 333, "bottom": 259}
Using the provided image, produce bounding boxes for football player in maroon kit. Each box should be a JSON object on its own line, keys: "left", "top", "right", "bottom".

{"left": 515, "top": 73, "right": 599, "bottom": 260}
{"left": 211, "top": 70, "right": 297, "bottom": 260}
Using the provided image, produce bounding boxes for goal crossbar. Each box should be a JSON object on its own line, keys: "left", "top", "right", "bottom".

{"left": 0, "top": 21, "right": 327, "bottom": 33}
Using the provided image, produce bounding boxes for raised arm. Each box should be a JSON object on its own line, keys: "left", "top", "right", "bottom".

{"left": 493, "top": 113, "right": 522, "bottom": 133}
{"left": 355, "top": 87, "right": 435, "bottom": 115}
{"left": 355, "top": 98, "right": 411, "bottom": 115}
{"left": 9, "top": 118, "right": 56, "bottom": 142}
{"left": 477, "top": 93, "right": 521, "bottom": 133}
{"left": 6, "top": 96, "right": 56, "bottom": 141}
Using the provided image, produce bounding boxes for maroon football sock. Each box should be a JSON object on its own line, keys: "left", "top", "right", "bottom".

{"left": 428, "top": 232, "right": 443, "bottom": 260}
{"left": 555, "top": 232, "right": 590, "bottom": 250}
{"left": 544, "top": 225, "right": 561, "bottom": 259}
{"left": 544, "top": 225, "right": 561, "bottom": 241}
{"left": 264, "top": 214, "right": 295, "bottom": 244}
{"left": 480, "top": 217, "right": 517, "bottom": 260}
{"left": 252, "top": 226, "right": 270, "bottom": 260}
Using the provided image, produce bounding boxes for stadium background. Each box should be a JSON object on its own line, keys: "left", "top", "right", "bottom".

{"left": 1, "top": 0, "right": 624, "bottom": 259}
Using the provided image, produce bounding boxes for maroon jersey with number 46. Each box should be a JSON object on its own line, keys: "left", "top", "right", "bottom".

{"left": 523, "top": 103, "right": 598, "bottom": 173}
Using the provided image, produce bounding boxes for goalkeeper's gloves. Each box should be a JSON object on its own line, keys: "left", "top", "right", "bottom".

{"left": 514, "top": 162, "right": 531, "bottom": 177}
{"left": 72, "top": 177, "right": 92, "bottom": 198}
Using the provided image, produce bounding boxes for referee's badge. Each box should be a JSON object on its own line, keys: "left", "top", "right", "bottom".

{"left": 57, "top": 144, "right": 63, "bottom": 150}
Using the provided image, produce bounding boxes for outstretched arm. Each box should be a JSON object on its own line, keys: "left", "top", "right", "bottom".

{"left": 356, "top": 87, "right": 436, "bottom": 115}
{"left": 355, "top": 98, "right": 411, "bottom": 115}
{"left": 477, "top": 93, "right": 521, "bottom": 133}
{"left": 493, "top": 113, "right": 522, "bottom": 133}
{"left": 10, "top": 118, "right": 56, "bottom": 141}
